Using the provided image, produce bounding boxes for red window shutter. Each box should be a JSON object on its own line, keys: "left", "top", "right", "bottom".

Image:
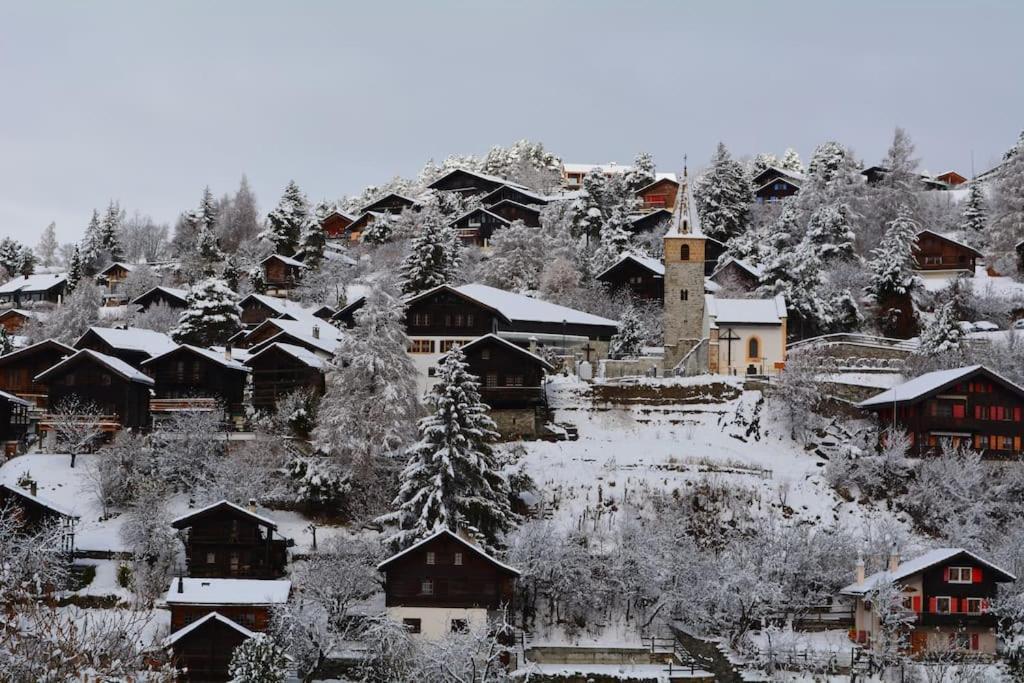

{"left": 1016, "top": 407, "right": 1022, "bottom": 422}
{"left": 929, "top": 597, "right": 937, "bottom": 613}
{"left": 944, "top": 567, "right": 950, "bottom": 582}
{"left": 912, "top": 596, "right": 921, "bottom": 612}
{"left": 961, "top": 598, "right": 970, "bottom": 613}
{"left": 982, "top": 598, "right": 989, "bottom": 612}
{"left": 975, "top": 405, "right": 982, "bottom": 419}
{"left": 953, "top": 404, "right": 965, "bottom": 419}
{"left": 971, "top": 633, "right": 980, "bottom": 650}
{"left": 973, "top": 567, "right": 982, "bottom": 583}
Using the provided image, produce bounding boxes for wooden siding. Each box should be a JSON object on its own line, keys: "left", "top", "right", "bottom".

{"left": 41, "top": 358, "right": 151, "bottom": 430}
{"left": 177, "top": 507, "right": 287, "bottom": 579}
{"left": 145, "top": 348, "right": 247, "bottom": 411}
{"left": 597, "top": 260, "right": 664, "bottom": 301}
{"left": 0, "top": 344, "right": 69, "bottom": 406}
{"left": 169, "top": 616, "right": 250, "bottom": 682}
{"left": 463, "top": 337, "right": 547, "bottom": 409}
{"left": 637, "top": 179, "right": 679, "bottom": 212}
{"left": 246, "top": 347, "right": 324, "bottom": 411}
{"left": 913, "top": 233, "right": 978, "bottom": 271}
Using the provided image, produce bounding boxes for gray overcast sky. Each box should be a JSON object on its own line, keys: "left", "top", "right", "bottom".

{"left": 1, "top": 0, "right": 1021, "bottom": 245}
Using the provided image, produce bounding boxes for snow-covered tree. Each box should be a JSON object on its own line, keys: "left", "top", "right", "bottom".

{"left": 0, "top": 329, "right": 12, "bottom": 355}
{"left": 218, "top": 175, "right": 261, "bottom": 253}
{"left": 917, "top": 299, "right": 965, "bottom": 358}
{"left": 228, "top": 633, "right": 288, "bottom": 683}
{"left": 609, "top": 306, "right": 643, "bottom": 358}
{"left": 361, "top": 212, "right": 394, "bottom": 245}
{"left": 194, "top": 222, "right": 224, "bottom": 276}
{"left": 385, "top": 345, "right": 515, "bottom": 549}
{"left": 806, "top": 141, "right": 850, "bottom": 186}
{"left": 99, "top": 200, "right": 125, "bottom": 263}
{"left": 171, "top": 277, "right": 242, "bottom": 346}
{"left": 988, "top": 133, "right": 1024, "bottom": 274}
{"left": 120, "top": 484, "right": 179, "bottom": 604}
{"left": 806, "top": 203, "right": 855, "bottom": 261}
{"left": 693, "top": 142, "right": 751, "bottom": 243}
{"left": 261, "top": 180, "right": 309, "bottom": 257}
{"left": 579, "top": 167, "right": 610, "bottom": 240}
{"left": 0, "top": 238, "right": 33, "bottom": 277}
{"left": 748, "top": 152, "right": 779, "bottom": 177}
{"left": 65, "top": 246, "right": 84, "bottom": 291}
{"left": 23, "top": 281, "right": 100, "bottom": 345}
{"left": 295, "top": 217, "right": 325, "bottom": 268}
{"left": 592, "top": 205, "right": 634, "bottom": 273}
{"left": 779, "top": 148, "right": 804, "bottom": 174}
{"left": 625, "top": 151, "right": 656, "bottom": 192}
{"left": 479, "top": 221, "right": 548, "bottom": 292}
{"left": 960, "top": 181, "right": 987, "bottom": 241}
{"left": 0, "top": 504, "right": 73, "bottom": 603}
{"left": 81, "top": 209, "right": 104, "bottom": 272}
{"left": 400, "top": 210, "right": 457, "bottom": 294}
{"left": 866, "top": 207, "right": 920, "bottom": 302}
{"left": 130, "top": 301, "right": 180, "bottom": 334}
{"left": 36, "top": 222, "right": 59, "bottom": 267}
{"left": 197, "top": 186, "right": 218, "bottom": 233}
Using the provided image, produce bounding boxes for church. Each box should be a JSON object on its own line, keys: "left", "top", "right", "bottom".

{"left": 662, "top": 172, "right": 788, "bottom": 377}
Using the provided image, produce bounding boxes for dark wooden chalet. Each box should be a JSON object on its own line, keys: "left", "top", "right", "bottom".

{"left": 0, "top": 339, "right": 75, "bottom": 407}
{"left": 172, "top": 500, "right": 289, "bottom": 579}
{"left": 480, "top": 185, "right": 551, "bottom": 208}
{"left": 427, "top": 169, "right": 524, "bottom": 197}
{"left": 450, "top": 207, "right": 511, "bottom": 246}
{"left": 859, "top": 365, "right": 1024, "bottom": 457}
{"left": 0, "top": 308, "right": 37, "bottom": 333}
{"left": 488, "top": 200, "right": 542, "bottom": 227}
{"left": 166, "top": 612, "right": 255, "bottom": 683}
{"left": 0, "top": 273, "right": 68, "bottom": 307}
{"left": 913, "top": 230, "right": 981, "bottom": 274}
{"left": 260, "top": 254, "right": 307, "bottom": 293}
{"left": 841, "top": 548, "right": 1014, "bottom": 655}
{"left": 0, "top": 390, "right": 30, "bottom": 452}
{"left": 595, "top": 253, "right": 665, "bottom": 301}
{"left": 635, "top": 177, "right": 680, "bottom": 212}
{"left": 243, "top": 343, "right": 325, "bottom": 411}
{"left": 751, "top": 166, "right": 803, "bottom": 203}
{"left": 141, "top": 345, "right": 249, "bottom": 417}
{"left": 166, "top": 577, "right": 291, "bottom": 634}
{"left": 321, "top": 210, "right": 355, "bottom": 239}
{"left": 0, "top": 482, "right": 77, "bottom": 550}
{"left": 379, "top": 528, "right": 519, "bottom": 613}
{"left": 360, "top": 192, "right": 418, "bottom": 215}
{"left": 74, "top": 326, "right": 178, "bottom": 369}
{"left": 936, "top": 171, "right": 968, "bottom": 186}
{"left": 709, "top": 257, "right": 763, "bottom": 293}
{"left": 627, "top": 209, "right": 673, "bottom": 235}
{"left": 130, "top": 286, "right": 189, "bottom": 312}
{"left": 238, "top": 318, "right": 340, "bottom": 358}
{"left": 344, "top": 211, "right": 383, "bottom": 242}
{"left": 97, "top": 262, "right": 133, "bottom": 304}
{"left": 239, "top": 293, "right": 320, "bottom": 328}
{"left": 863, "top": 166, "right": 951, "bottom": 191}
{"left": 35, "top": 349, "right": 154, "bottom": 432}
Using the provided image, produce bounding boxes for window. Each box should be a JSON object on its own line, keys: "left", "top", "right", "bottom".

{"left": 409, "top": 339, "right": 435, "bottom": 354}
{"left": 440, "top": 340, "right": 459, "bottom": 353}
{"left": 426, "top": 551, "right": 435, "bottom": 565}
{"left": 507, "top": 375, "right": 524, "bottom": 387}
{"left": 680, "top": 244, "right": 690, "bottom": 261}
{"left": 480, "top": 348, "right": 490, "bottom": 360}
{"left": 403, "top": 618, "right": 422, "bottom": 633}
{"left": 747, "top": 338, "right": 759, "bottom": 359}
{"left": 466, "top": 314, "right": 474, "bottom": 327}
{"left": 206, "top": 552, "right": 216, "bottom": 564}
{"left": 935, "top": 596, "right": 952, "bottom": 613}
{"left": 949, "top": 633, "right": 971, "bottom": 650}
{"left": 420, "top": 579, "right": 434, "bottom": 595}
{"left": 948, "top": 566, "right": 973, "bottom": 583}
{"left": 486, "top": 373, "right": 498, "bottom": 388}
{"left": 952, "top": 403, "right": 965, "bottom": 419}
{"left": 966, "top": 597, "right": 984, "bottom": 614}
{"left": 629, "top": 276, "right": 643, "bottom": 285}
{"left": 453, "top": 314, "right": 463, "bottom": 327}
{"left": 101, "top": 373, "right": 111, "bottom": 386}
{"left": 680, "top": 290, "right": 689, "bottom": 301}
{"left": 451, "top": 619, "right": 468, "bottom": 633}
{"left": 412, "top": 313, "right": 431, "bottom": 327}
{"left": 65, "top": 373, "right": 75, "bottom": 386}
{"left": 454, "top": 552, "right": 463, "bottom": 566}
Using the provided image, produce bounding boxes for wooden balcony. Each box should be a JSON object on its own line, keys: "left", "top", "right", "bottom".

{"left": 37, "top": 414, "right": 122, "bottom": 433}
{"left": 916, "top": 611, "right": 997, "bottom": 628}
{"left": 481, "top": 386, "right": 546, "bottom": 407}
{"left": 151, "top": 398, "right": 220, "bottom": 413}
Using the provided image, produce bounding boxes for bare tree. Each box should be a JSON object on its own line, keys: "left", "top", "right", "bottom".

{"left": 50, "top": 395, "right": 105, "bottom": 468}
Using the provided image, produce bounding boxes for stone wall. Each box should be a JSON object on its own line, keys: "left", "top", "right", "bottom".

{"left": 599, "top": 358, "right": 663, "bottom": 380}
{"left": 491, "top": 407, "right": 539, "bottom": 438}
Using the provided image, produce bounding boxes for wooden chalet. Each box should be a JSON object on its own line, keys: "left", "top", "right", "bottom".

{"left": 131, "top": 286, "right": 189, "bottom": 312}
{"left": 260, "top": 254, "right": 307, "bottom": 294}
{"left": 913, "top": 230, "right": 981, "bottom": 275}
{"left": 488, "top": 200, "right": 542, "bottom": 227}
{"left": 628, "top": 209, "right": 673, "bottom": 235}
{"left": 238, "top": 293, "right": 322, "bottom": 328}
{"left": 456, "top": 334, "right": 552, "bottom": 437}
{"left": 97, "top": 262, "right": 133, "bottom": 305}
{"left": 171, "top": 500, "right": 289, "bottom": 579}
{"left": 635, "top": 177, "right": 680, "bottom": 212}
{"left": 75, "top": 326, "right": 178, "bottom": 369}
{"left": 480, "top": 185, "right": 551, "bottom": 208}
{"left": 0, "top": 308, "right": 38, "bottom": 333}
{"left": 344, "top": 211, "right": 384, "bottom": 242}
{"left": 165, "top": 612, "right": 256, "bottom": 683}
{"left": 708, "top": 257, "right": 763, "bottom": 293}
{"left": 450, "top": 207, "right": 511, "bottom": 246}
{"left": 936, "top": 170, "right": 968, "bottom": 186}
{"left": 0, "top": 272, "right": 68, "bottom": 307}
{"left": 595, "top": 253, "right": 665, "bottom": 301}
{"left": 141, "top": 345, "right": 249, "bottom": 420}
{"left": 0, "top": 339, "right": 75, "bottom": 407}
{"left": 0, "top": 482, "right": 77, "bottom": 550}
{"left": 320, "top": 209, "right": 355, "bottom": 239}
{"left": 751, "top": 166, "right": 804, "bottom": 203}
{"left": 379, "top": 528, "right": 519, "bottom": 640}
{"left": 862, "top": 166, "right": 951, "bottom": 191}
{"left": 243, "top": 342, "right": 325, "bottom": 411}
{"left": 238, "top": 318, "right": 340, "bottom": 358}
{"left": 0, "top": 390, "right": 30, "bottom": 453}
{"left": 360, "top": 192, "right": 418, "bottom": 215}
{"left": 166, "top": 577, "right": 291, "bottom": 633}
{"left": 427, "top": 169, "right": 524, "bottom": 197}
{"left": 36, "top": 349, "right": 154, "bottom": 433}
{"left": 859, "top": 365, "right": 1024, "bottom": 457}
{"left": 841, "top": 548, "right": 1014, "bottom": 655}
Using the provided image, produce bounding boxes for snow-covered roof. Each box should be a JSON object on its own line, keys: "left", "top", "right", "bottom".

{"left": 915, "top": 229, "right": 983, "bottom": 257}
{"left": 451, "top": 284, "right": 618, "bottom": 328}
{"left": 595, "top": 253, "right": 665, "bottom": 280}
{"left": 0, "top": 338, "right": 74, "bottom": 365}
{"left": 753, "top": 176, "right": 802, "bottom": 193}
{"left": 0, "top": 308, "right": 40, "bottom": 320}
{"left": 628, "top": 209, "right": 674, "bottom": 227}
{"left": 634, "top": 177, "right": 680, "bottom": 194}
{"left": 240, "top": 294, "right": 323, "bottom": 323}
{"left": 487, "top": 199, "right": 542, "bottom": 215}
{"left": 358, "top": 193, "right": 419, "bottom": 214}
{"left": 166, "top": 578, "right": 292, "bottom": 605}
{"left": 706, "top": 294, "right": 787, "bottom": 325}
{"left": 261, "top": 253, "right": 308, "bottom": 269}
{"left": 244, "top": 341, "right": 326, "bottom": 370}
{"left": 841, "top": 548, "right": 1016, "bottom": 596}
{"left": 97, "top": 262, "right": 134, "bottom": 276}
{"left": 165, "top": 612, "right": 256, "bottom": 647}
{"left": 77, "top": 327, "right": 178, "bottom": 357}
{"left": 752, "top": 165, "right": 806, "bottom": 182}
{"left": 171, "top": 499, "right": 278, "bottom": 529}
{"left": 0, "top": 272, "right": 67, "bottom": 295}
{"left": 447, "top": 334, "right": 554, "bottom": 371}
{"left": 250, "top": 319, "right": 342, "bottom": 355}
{"left": 377, "top": 528, "right": 520, "bottom": 576}
{"left": 0, "top": 482, "right": 77, "bottom": 519}
{"left": 711, "top": 257, "right": 764, "bottom": 280}
{"left": 35, "top": 349, "right": 155, "bottom": 385}
{"left": 448, "top": 206, "right": 511, "bottom": 228}
{"left": 141, "top": 344, "right": 249, "bottom": 372}
{"left": 480, "top": 186, "right": 552, "bottom": 206}
{"left": 130, "top": 285, "right": 189, "bottom": 305}
{"left": 858, "top": 365, "right": 1024, "bottom": 408}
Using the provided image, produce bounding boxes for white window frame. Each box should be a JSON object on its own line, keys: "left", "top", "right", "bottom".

{"left": 935, "top": 596, "right": 952, "bottom": 614}
{"left": 421, "top": 579, "right": 434, "bottom": 595}
{"left": 948, "top": 566, "right": 973, "bottom": 583}
{"left": 454, "top": 552, "right": 463, "bottom": 566}
{"left": 426, "top": 551, "right": 435, "bottom": 565}
{"left": 966, "top": 597, "right": 984, "bottom": 614}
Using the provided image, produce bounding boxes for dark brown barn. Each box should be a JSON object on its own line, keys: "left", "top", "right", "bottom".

{"left": 751, "top": 166, "right": 804, "bottom": 203}
{"left": 131, "top": 286, "right": 189, "bottom": 312}
{"left": 488, "top": 200, "right": 542, "bottom": 227}
{"left": 913, "top": 230, "right": 981, "bottom": 274}
{"left": 635, "top": 177, "right": 680, "bottom": 212}
{"left": 166, "top": 612, "right": 255, "bottom": 683}
{"left": 0, "top": 339, "right": 75, "bottom": 407}
{"left": 359, "top": 192, "right": 418, "bottom": 215}
{"left": 0, "top": 482, "right": 77, "bottom": 549}
{"left": 74, "top": 327, "right": 178, "bottom": 369}
{"left": 36, "top": 349, "right": 154, "bottom": 432}
{"left": 595, "top": 253, "right": 664, "bottom": 301}
{"left": 238, "top": 293, "right": 321, "bottom": 328}
{"left": 321, "top": 210, "right": 355, "bottom": 239}
{"left": 260, "top": 254, "right": 308, "bottom": 293}
{"left": 0, "top": 390, "right": 30, "bottom": 452}
{"left": 142, "top": 345, "right": 249, "bottom": 418}
{"left": 171, "top": 500, "right": 289, "bottom": 579}
{"left": 859, "top": 365, "right": 1024, "bottom": 457}
{"left": 243, "top": 343, "right": 326, "bottom": 411}
{"left": 427, "top": 169, "right": 523, "bottom": 197}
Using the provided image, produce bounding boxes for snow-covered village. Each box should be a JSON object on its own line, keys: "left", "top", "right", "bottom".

{"left": 2, "top": 3, "right": 1024, "bottom": 683}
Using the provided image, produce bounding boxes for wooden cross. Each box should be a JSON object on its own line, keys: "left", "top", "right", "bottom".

{"left": 582, "top": 342, "right": 596, "bottom": 362}
{"left": 720, "top": 327, "right": 741, "bottom": 369}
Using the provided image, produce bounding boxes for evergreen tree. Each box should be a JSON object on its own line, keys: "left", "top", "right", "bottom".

{"left": 99, "top": 200, "right": 125, "bottom": 263}
{"left": 779, "top": 148, "right": 804, "bottom": 174}
{"left": 66, "top": 247, "right": 84, "bottom": 292}
{"left": 385, "top": 345, "right": 514, "bottom": 549}
{"left": 872, "top": 127, "right": 921, "bottom": 228}
{"left": 917, "top": 300, "right": 964, "bottom": 357}
{"left": 989, "top": 134, "right": 1024, "bottom": 273}
{"left": 960, "top": 182, "right": 987, "bottom": 241}
{"left": 400, "top": 212, "right": 455, "bottom": 294}
{"left": 227, "top": 633, "right": 288, "bottom": 683}
{"left": 693, "top": 142, "right": 751, "bottom": 243}
{"left": 866, "top": 207, "right": 920, "bottom": 302}
{"left": 196, "top": 223, "right": 223, "bottom": 269}
{"left": 749, "top": 152, "right": 779, "bottom": 176}
{"left": 759, "top": 237, "right": 828, "bottom": 336}
{"left": 580, "top": 167, "right": 610, "bottom": 241}
{"left": 222, "top": 256, "right": 241, "bottom": 291}
{"left": 610, "top": 307, "right": 643, "bottom": 358}
{"left": 592, "top": 206, "right": 633, "bottom": 273}
{"left": 480, "top": 221, "right": 548, "bottom": 292}
{"left": 296, "top": 217, "right": 326, "bottom": 268}
{"left": 625, "top": 152, "right": 656, "bottom": 192}
{"left": 0, "top": 238, "right": 28, "bottom": 277}
{"left": 361, "top": 212, "right": 394, "bottom": 245}
{"left": 36, "top": 222, "right": 59, "bottom": 267}
{"left": 806, "top": 204, "right": 856, "bottom": 261}
{"left": 170, "top": 277, "right": 242, "bottom": 346}
{"left": 81, "top": 209, "right": 103, "bottom": 272}
{"left": 197, "top": 186, "right": 218, "bottom": 234}
{"left": 219, "top": 175, "right": 261, "bottom": 253}
{"left": 261, "top": 181, "right": 309, "bottom": 257}
{"left": 806, "top": 141, "right": 849, "bottom": 185}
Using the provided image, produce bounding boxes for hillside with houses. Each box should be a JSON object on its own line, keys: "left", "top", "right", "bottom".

{"left": 3, "top": 129, "right": 1024, "bottom": 683}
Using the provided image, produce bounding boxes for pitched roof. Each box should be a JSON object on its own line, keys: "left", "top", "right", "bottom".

{"left": 0, "top": 482, "right": 77, "bottom": 519}
{"left": 243, "top": 342, "right": 325, "bottom": 370}
{"left": 76, "top": 327, "right": 178, "bottom": 357}
{"left": 595, "top": 253, "right": 665, "bottom": 280}
{"left": 261, "top": 253, "right": 307, "bottom": 269}
{"left": 858, "top": 365, "right": 1024, "bottom": 408}
{"left": 449, "top": 206, "right": 511, "bottom": 228}
{"left": 0, "top": 272, "right": 67, "bottom": 295}
{"left": 130, "top": 285, "right": 189, "bottom": 306}
{"left": 487, "top": 199, "right": 543, "bottom": 216}
{"left": 711, "top": 257, "right": 764, "bottom": 280}
{"left": 140, "top": 344, "right": 249, "bottom": 372}
{"left": 358, "top": 192, "right": 418, "bottom": 214}
{"left": 35, "top": 349, "right": 155, "bottom": 385}
{"left": 915, "top": 229, "right": 983, "bottom": 258}
{"left": 165, "top": 612, "right": 256, "bottom": 647}
{"left": 452, "top": 284, "right": 618, "bottom": 328}
{"left": 479, "top": 185, "right": 553, "bottom": 206}
{"left": 165, "top": 578, "right": 292, "bottom": 605}
{"left": 706, "top": 294, "right": 787, "bottom": 325}
{"left": 246, "top": 319, "right": 342, "bottom": 356}
{"left": 841, "top": 548, "right": 1016, "bottom": 596}
{"left": 97, "top": 262, "right": 134, "bottom": 276}
{"left": 240, "top": 293, "right": 323, "bottom": 323}
{"left": 754, "top": 176, "right": 802, "bottom": 193}
{"left": 171, "top": 499, "right": 278, "bottom": 529}
{"left": 0, "top": 338, "right": 74, "bottom": 366}
{"left": 427, "top": 168, "right": 528, "bottom": 192}
{"left": 751, "top": 165, "right": 806, "bottom": 185}
{"left": 634, "top": 177, "right": 681, "bottom": 195}
{"left": 446, "top": 334, "right": 555, "bottom": 371}
{"left": 377, "top": 528, "right": 520, "bottom": 576}
{"left": 0, "top": 389, "right": 29, "bottom": 407}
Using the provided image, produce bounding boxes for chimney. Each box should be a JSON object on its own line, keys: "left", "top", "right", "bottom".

{"left": 888, "top": 545, "right": 900, "bottom": 573}
{"left": 528, "top": 336, "right": 538, "bottom": 355}
{"left": 248, "top": 498, "right": 257, "bottom": 512}
{"left": 224, "top": 343, "right": 232, "bottom": 361}
{"left": 29, "top": 481, "right": 37, "bottom": 497}
{"left": 312, "top": 325, "right": 320, "bottom": 340}
{"left": 177, "top": 575, "right": 184, "bottom": 594}
{"left": 855, "top": 552, "right": 865, "bottom": 585}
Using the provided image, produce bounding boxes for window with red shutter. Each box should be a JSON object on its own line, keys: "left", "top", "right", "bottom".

{"left": 1016, "top": 407, "right": 1022, "bottom": 422}
{"left": 953, "top": 404, "right": 965, "bottom": 419}
{"left": 911, "top": 595, "right": 921, "bottom": 612}
{"left": 929, "top": 597, "right": 937, "bottom": 613}
{"left": 943, "top": 567, "right": 950, "bottom": 581}
{"left": 973, "top": 567, "right": 982, "bottom": 583}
